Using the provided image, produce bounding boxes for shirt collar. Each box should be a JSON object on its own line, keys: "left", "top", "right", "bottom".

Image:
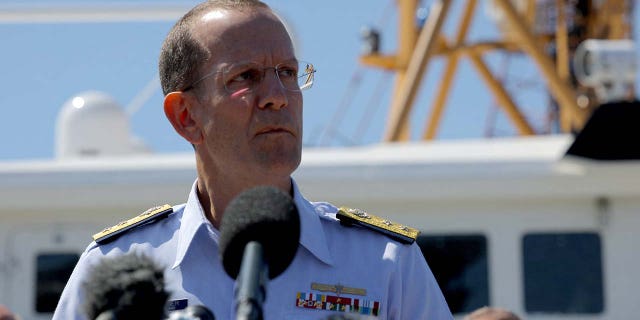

{"left": 173, "top": 179, "right": 335, "bottom": 269}
{"left": 172, "top": 180, "right": 213, "bottom": 269}
{"left": 291, "top": 179, "right": 334, "bottom": 266}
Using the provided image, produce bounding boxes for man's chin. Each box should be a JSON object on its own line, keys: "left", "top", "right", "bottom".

{"left": 266, "top": 156, "right": 301, "bottom": 173}
{"left": 256, "top": 152, "right": 300, "bottom": 174}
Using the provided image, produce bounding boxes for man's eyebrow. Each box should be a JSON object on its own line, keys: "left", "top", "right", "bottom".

{"left": 223, "top": 58, "right": 299, "bottom": 67}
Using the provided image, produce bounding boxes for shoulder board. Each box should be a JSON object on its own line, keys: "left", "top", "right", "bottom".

{"left": 92, "top": 204, "right": 173, "bottom": 245}
{"left": 336, "top": 207, "right": 419, "bottom": 244}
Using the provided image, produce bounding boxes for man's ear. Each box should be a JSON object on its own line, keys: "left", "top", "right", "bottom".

{"left": 164, "top": 92, "right": 203, "bottom": 145}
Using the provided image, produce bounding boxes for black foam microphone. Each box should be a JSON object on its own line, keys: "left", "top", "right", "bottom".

{"left": 219, "top": 186, "right": 301, "bottom": 320}
{"left": 83, "top": 253, "right": 169, "bottom": 320}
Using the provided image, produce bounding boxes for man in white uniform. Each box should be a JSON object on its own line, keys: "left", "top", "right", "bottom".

{"left": 53, "top": 1, "right": 452, "bottom": 319}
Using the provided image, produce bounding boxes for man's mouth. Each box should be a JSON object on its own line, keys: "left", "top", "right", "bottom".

{"left": 257, "top": 127, "right": 293, "bottom": 136}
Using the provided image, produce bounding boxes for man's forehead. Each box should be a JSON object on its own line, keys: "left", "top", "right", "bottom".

{"left": 194, "top": 8, "right": 295, "bottom": 60}
{"left": 196, "top": 7, "right": 281, "bottom": 33}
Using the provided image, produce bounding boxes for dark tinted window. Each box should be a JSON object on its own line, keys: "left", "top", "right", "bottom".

{"left": 36, "top": 253, "right": 79, "bottom": 313}
{"left": 523, "top": 232, "right": 604, "bottom": 314}
{"left": 417, "top": 234, "right": 489, "bottom": 314}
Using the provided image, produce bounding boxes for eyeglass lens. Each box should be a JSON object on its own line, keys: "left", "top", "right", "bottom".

{"left": 222, "top": 61, "right": 314, "bottom": 94}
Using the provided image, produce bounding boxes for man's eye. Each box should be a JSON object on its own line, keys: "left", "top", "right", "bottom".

{"left": 278, "top": 67, "right": 297, "bottom": 78}
{"left": 231, "top": 70, "right": 256, "bottom": 82}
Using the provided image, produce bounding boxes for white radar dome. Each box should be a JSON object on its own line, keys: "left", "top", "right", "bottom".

{"left": 55, "top": 91, "right": 149, "bottom": 158}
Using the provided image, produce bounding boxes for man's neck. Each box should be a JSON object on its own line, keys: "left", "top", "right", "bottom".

{"left": 195, "top": 166, "right": 292, "bottom": 229}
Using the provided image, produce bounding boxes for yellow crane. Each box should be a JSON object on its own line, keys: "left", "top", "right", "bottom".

{"left": 360, "top": 0, "right": 635, "bottom": 142}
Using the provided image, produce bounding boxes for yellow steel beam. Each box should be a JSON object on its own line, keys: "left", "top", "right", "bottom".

{"left": 606, "top": 0, "right": 630, "bottom": 39}
{"left": 525, "top": 0, "right": 536, "bottom": 28}
{"left": 423, "top": 41, "right": 458, "bottom": 140}
{"left": 555, "top": 0, "right": 572, "bottom": 131}
{"left": 434, "top": 41, "right": 521, "bottom": 55}
{"left": 588, "top": 1, "right": 631, "bottom": 40}
{"left": 495, "top": 0, "right": 584, "bottom": 132}
{"left": 467, "top": 50, "right": 536, "bottom": 136}
{"left": 383, "top": 0, "right": 452, "bottom": 142}
{"left": 555, "top": 0, "right": 569, "bottom": 82}
{"left": 388, "top": 0, "right": 420, "bottom": 140}
{"left": 397, "top": 0, "right": 419, "bottom": 66}
{"left": 359, "top": 54, "right": 398, "bottom": 70}
{"left": 423, "top": 0, "right": 478, "bottom": 140}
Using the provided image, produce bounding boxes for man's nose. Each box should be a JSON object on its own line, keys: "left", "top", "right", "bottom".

{"left": 257, "top": 68, "right": 288, "bottom": 110}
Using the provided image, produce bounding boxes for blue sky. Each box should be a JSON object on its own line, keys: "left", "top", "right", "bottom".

{"left": 1, "top": 1, "right": 638, "bottom": 160}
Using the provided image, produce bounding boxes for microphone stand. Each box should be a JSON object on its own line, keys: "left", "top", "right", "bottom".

{"left": 235, "top": 241, "right": 268, "bottom": 320}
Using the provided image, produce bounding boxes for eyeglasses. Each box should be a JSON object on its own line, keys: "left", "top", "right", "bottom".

{"left": 183, "top": 60, "right": 315, "bottom": 94}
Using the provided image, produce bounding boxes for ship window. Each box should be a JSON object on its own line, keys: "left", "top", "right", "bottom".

{"left": 523, "top": 232, "right": 604, "bottom": 314}
{"left": 36, "top": 253, "right": 79, "bottom": 313}
{"left": 417, "top": 234, "right": 489, "bottom": 314}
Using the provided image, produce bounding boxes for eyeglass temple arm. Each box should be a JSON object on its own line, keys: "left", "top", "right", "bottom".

{"left": 299, "top": 68, "right": 315, "bottom": 90}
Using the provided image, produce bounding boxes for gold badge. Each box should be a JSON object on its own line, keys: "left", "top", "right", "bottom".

{"left": 311, "top": 282, "right": 367, "bottom": 296}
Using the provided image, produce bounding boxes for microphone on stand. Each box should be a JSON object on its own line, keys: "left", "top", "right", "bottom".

{"left": 83, "top": 253, "right": 215, "bottom": 320}
{"left": 219, "top": 186, "right": 301, "bottom": 320}
{"left": 83, "top": 253, "right": 169, "bottom": 320}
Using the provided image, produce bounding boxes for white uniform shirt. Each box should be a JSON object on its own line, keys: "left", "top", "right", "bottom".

{"left": 53, "top": 180, "right": 452, "bottom": 319}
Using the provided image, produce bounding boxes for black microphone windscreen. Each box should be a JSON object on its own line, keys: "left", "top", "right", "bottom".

{"left": 219, "top": 186, "right": 300, "bottom": 280}
{"left": 82, "top": 253, "right": 169, "bottom": 320}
